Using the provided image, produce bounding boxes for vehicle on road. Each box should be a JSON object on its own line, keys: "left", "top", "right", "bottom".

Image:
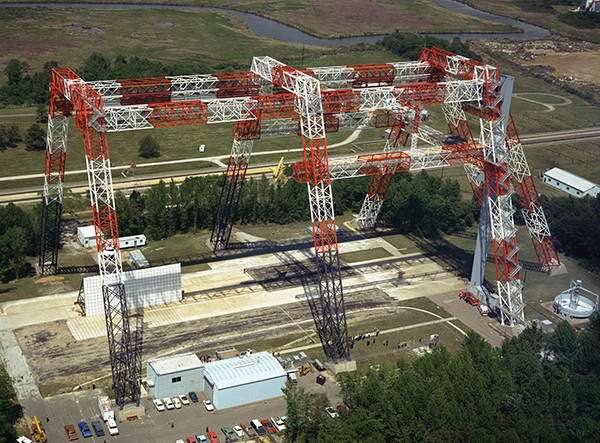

{"left": 272, "top": 416, "right": 286, "bottom": 431}
{"left": 478, "top": 304, "right": 490, "bottom": 316}
{"left": 153, "top": 399, "right": 165, "bottom": 412}
{"left": 105, "top": 418, "right": 119, "bottom": 436}
{"left": 91, "top": 421, "right": 104, "bottom": 437}
{"left": 325, "top": 407, "right": 338, "bottom": 419}
{"left": 240, "top": 422, "right": 258, "bottom": 438}
{"left": 163, "top": 397, "right": 175, "bottom": 410}
{"left": 203, "top": 399, "right": 214, "bottom": 411}
{"left": 221, "top": 426, "right": 238, "bottom": 442}
{"left": 195, "top": 434, "right": 207, "bottom": 442}
{"left": 179, "top": 394, "right": 190, "bottom": 405}
{"left": 78, "top": 422, "right": 92, "bottom": 438}
{"left": 64, "top": 424, "right": 78, "bottom": 441}
{"left": 261, "top": 419, "right": 277, "bottom": 433}
{"left": 232, "top": 425, "right": 244, "bottom": 438}
{"left": 173, "top": 397, "right": 182, "bottom": 409}
{"left": 189, "top": 391, "right": 199, "bottom": 403}
{"left": 207, "top": 431, "right": 219, "bottom": 443}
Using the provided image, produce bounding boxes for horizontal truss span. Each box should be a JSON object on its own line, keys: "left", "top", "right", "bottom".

{"left": 101, "top": 80, "right": 484, "bottom": 132}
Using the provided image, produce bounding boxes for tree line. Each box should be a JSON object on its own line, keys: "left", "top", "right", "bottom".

{"left": 283, "top": 314, "right": 600, "bottom": 443}
{"left": 0, "top": 367, "right": 22, "bottom": 443}
{"left": 0, "top": 203, "right": 38, "bottom": 282}
{"left": 113, "top": 170, "right": 478, "bottom": 241}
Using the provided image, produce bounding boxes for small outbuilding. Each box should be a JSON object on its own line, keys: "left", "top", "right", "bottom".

{"left": 77, "top": 226, "right": 146, "bottom": 249}
{"left": 542, "top": 168, "right": 600, "bottom": 198}
{"left": 146, "top": 352, "right": 204, "bottom": 399}
{"left": 203, "top": 352, "right": 286, "bottom": 410}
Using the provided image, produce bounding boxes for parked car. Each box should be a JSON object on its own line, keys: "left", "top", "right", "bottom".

{"left": 203, "top": 399, "right": 214, "bottom": 411}
{"left": 186, "top": 437, "right": 196, "bottom": 443}
{"left": 195, "top": 434, "right": 208, "bottom": 442}
{"left": 207, "top": 431, "right": 219, "bottom": 443}
{"left": 78, "top": 421, "right": 92, "bottom": 438}
{"left": 91, "top": 421, "right": 104, "bottom": 437}
{"left": 325, "top": 406, "right": 338, "bottom": 419}
{"left": 179, "top": 394, "right": 190, "bottom": 405}
{"left": 272, "top": 416, "right": 286, "bottom": 431}
{"left": 173, "top": 397, "right": 182, "bottom": 409}
{"left": 232, "top": 425, "right": 244, "bottom": 438}
{"left": 250, "top": 419, "right": 266, "bottom": 436}
{"left": 64, "top": 424, "right": 78, "bottom": 441}
{"left": 163, "top": 397, "right": 175, "bottom": 410}
{"left": 189, "top": 391, "right": 199, "bottom": 403}
{"left": 154, "top": 398, "right": 165, "bottom": 411}
{"left": 240, "top": 421, "right": 258, "bottom": 438}
{"left": 221, "top": 426, "right": 238, "bottom": 442}
{"left": 176, "top": 440, "right": 185, "bottom": 443}
{"left": 261, "top": 419, "right": 277, "bottom": 433}
{"left": 105, "top": 418, "right": 119, "bottom": 436}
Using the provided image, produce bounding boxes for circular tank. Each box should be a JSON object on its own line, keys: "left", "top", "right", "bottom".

{"left": 553, "top": 280, "right": 598, "bottom": 319}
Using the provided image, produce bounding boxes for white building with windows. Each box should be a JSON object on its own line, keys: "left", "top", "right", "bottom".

{"left": 542, "top": 168, "right": 600, "bottom": 198}
{"left": 146, "top": 353, "right": 204, "bottom": 399}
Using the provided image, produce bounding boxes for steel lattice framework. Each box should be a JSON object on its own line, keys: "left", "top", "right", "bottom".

{"left": 39, "top": 49, "right": 560, "bottom": 369}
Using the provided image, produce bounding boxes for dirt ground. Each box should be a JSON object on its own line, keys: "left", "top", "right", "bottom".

{"left": 14, "top": 286, "right": 395, "bottom": 395}
{"left": 480, "top": 38, "right": 600, "bottom": 86}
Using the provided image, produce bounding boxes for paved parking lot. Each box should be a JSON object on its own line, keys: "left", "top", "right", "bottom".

{"left": 32, "top": 389, "right": 287, "bottom": 443}
{"left": 27, "top": 368, "right": 340, "bottom": 443}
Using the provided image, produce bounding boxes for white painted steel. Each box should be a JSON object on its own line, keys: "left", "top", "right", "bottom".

{"left": 43, "top": 116, "right": 69, "bottom": 205}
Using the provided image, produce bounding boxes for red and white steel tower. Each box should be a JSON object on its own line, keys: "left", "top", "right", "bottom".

{"left": 39, "top": 48, "right": 560, "bottom": 372}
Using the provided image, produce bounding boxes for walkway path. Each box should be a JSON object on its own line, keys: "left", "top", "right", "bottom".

{"left": 512, "top": 93, "right": 572, "bottom": 112}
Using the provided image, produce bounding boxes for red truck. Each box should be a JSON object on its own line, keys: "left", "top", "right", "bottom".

{"left": 459, "top": 291, "right": 480, "bottom": 306}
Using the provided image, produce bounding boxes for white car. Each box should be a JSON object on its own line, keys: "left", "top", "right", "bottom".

{"left": 106, "top": 418, "right": 119, "bottom": 435}
{"left": 173, "top": 397, "right": 182, "bottom": 409}
{"left": 179, "top": 394, "right": 190, "bottom": 405}
{"left": 272, "top": 416, "right": 286, "bottom": 431}
{"left": 232, "top": 425, "right": 244, "bottom": 438}
{"left": 325, "top": 406, "right": 338, "bottom": 419}
{"left": 153, "top": 398, "right": 165, "bottom": 411}
{"left": 176, "top": 440, "right": 185, "bottom": 443}
{"left": 163, "top": 397, "right": 175, "bottom": 410}
{"left": 203, "top": 399, "right": 214, "bottom": 411}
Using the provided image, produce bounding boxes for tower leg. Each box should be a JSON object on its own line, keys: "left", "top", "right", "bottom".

{"left": 39, "top": 111, "right": 69, "bottom": 275}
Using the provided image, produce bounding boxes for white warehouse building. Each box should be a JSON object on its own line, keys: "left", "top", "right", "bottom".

{"left": 542, "top": 168, "right": 600, "bottom": 199}
{"left": 146, "top": 353, "right": 205, "bottom": 400}
{"left": 203, "top": 352, "right": 287, "bottom": 410}
{"left": 77, "top": 225, "right": 146, "bottom": 249}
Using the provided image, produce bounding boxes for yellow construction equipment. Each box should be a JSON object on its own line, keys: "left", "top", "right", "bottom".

{"left": 30, "top": 416, "right": 47, "bottom": 443}
{"left": 300, "top": 363, "right": 310, "bottom": 376}
{"left": 246, "top": 157, "right": 288, "bottom": 184}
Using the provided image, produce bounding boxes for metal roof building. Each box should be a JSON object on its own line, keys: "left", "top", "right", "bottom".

{"left": 146, "top": 352, "right": 204, "bottom": 400}
{"left": 203, "top": 351, "right": 286, "bottom": 410}
{"left": 542, "top": 167, "right": 600, "bottom": 198}
{"left": 77, "top": 225, "right": 146, "bottom": 249}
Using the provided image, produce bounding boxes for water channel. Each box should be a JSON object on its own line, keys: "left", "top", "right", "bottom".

{"left": 2, "top": 0, "right": 554, "bottom": 45}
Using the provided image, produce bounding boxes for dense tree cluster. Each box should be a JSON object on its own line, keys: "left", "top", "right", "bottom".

{"left": 0, "top": 203, "right": 39, "bottom": 282}
{"left": 541, "top": 194, "right": 600, "bottom": 272}
{"left": 284, "top": 315, "right": 600, "bottom": 443}
{"left": 374, "top": 33, "right": 476, "bottom": 61}
{"left": 113, "top": 171, "right": 475, "bottom": 241}
{"left": 0, "top": 367, "right": 22, "bottom": 443}
{"left": 0, "top": 124, "right": 21, "bottom": 151}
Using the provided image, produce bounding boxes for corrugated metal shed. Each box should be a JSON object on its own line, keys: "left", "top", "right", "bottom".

{"left": 205, "top": 352, "right": 285, "bottom": 389}
{"left": 204, "top": 352, "right": 286, "bottom": 409}
{"left": 150, "top": 353, "right": 203, "bottom": 375}
{"left": 544, "top": 168, "right": 596, "bottom": 192}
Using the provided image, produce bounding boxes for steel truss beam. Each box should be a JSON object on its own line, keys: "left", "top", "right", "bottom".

{"left": 45, "top": 68, "right": 141, "bottom": 407}
{"left": 252, "top": 56, "right": 350, "bottom": 364}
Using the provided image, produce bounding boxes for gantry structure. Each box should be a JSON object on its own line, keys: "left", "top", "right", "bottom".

{"left": 40, "top": 48, "right": 560, "bottom": 372}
